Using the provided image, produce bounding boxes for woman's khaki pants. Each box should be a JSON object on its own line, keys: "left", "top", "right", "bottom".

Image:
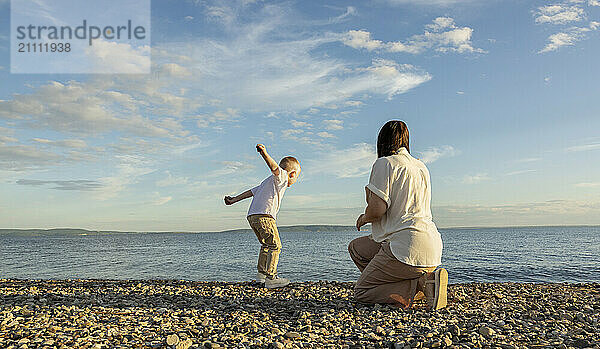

{"left": 348, "top": 236, "right": 436, "bottom": 308}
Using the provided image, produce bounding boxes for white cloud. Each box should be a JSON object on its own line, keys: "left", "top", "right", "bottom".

{"left": 463, "top": 173, "right": 491, "bottom": 184}
{"left": 343, "top": 30, "right": 384, "bottom": 51}
{"left": 85, "top": 41, "right": 151, "bottom": 74}
{"left": 590, "top": 0, "right": 600, "bottom": 6}
{"left": 426, "top": 16, "right": 457, "bottom": 31}
{"left": 435, "top": 199, "right": 600, "bottom": 226}
{"left": 516, "top": 157, "right": 542, "bottom": 163}
{"left": 566, "top": 142, "right": 600, "bottom": 152}
{"left": 2, "top": 2, "right": 431, "bottom": 140}
{"left": 153, "top": 195, "right": 173, "bottom": 206}
{"left": 0, "top": 143, "right": 62, "bottom": 171}
{"left": 323, "top": 119, "right": 344, "bottom": 130}
{"left": 172, "top": 141, "right": 209, "bottom": 155}
{"left": 156, "top": 171, "right": 189, "bottom": 187}
{"left": 355, "top": 59, "right": 432, "bottom": 98}
{"left": 0, "top": 79, "right": 193, "bottom": 138}
{"left": 185, "top": 16, "right": 194, "bottom": 21}
{"left": 206, "top": 161, "right": 255, "bottom": 178}
{"left": 308, "top": 143, "right": 376, "bottom": 178}
{"left": 158, "top": 63, "right": 192, "bottom": 78}
{"left": 108, "top": 138, "right": 173, "bottom": 158}
{"left": 317, "top": 131, "right": 335, "bottom": 138}
{"left": 575, "top": 182, "right": 600, "bottom": 187}
{"left": 0, "top": 135, "right": 18, "bottom": 143}
{"left": 32, "top": 138, "right": 87, "bottom": 149}
{"left": 195, "top": 109, "right": 240, "bottom": 128}
{"left": 538, "top": 24, "right": 597, "bottom": 53}
{"left": 382, "top": 0, "right": 479, "bottom": 5}
{"left": 325, "top": 6, "right": 358, "bottom": 24}
{"left": 205, "top": 5, "right": 236, "bottom": 25}
{"left": 345, "top": 100, "right": 364, "bottom": 107}
{"left": 418, "top": 145, "right": 459, "bottom": 164}
{"left": 535, "top": 4, "right": 586, "bottom": 25}
{"left": 506, "top": 169, "right": 537, "bottom": 176}
{"left": 282, "top": 129, "right": 304, "bottom": 137}
{"left": 534, "top": 1, "right": 600, "bottom": 53}
{"left": 343, "top": 17, "right": 485, "bottom": 54}
{"left": 95, "top": 155, "right": 155, "bottom": 200}
{"left": 291, "top": 120, "right": 312, "bottom": 128}
{"left": 456, "top": 90, "right": 465, "bottom": 95}
{"left": 16, "top": 179, "right": 102, "bottom": 191}
{"left": 281, "top": 129, "right": 324, "bottom": 147}
{"left": 146, "top": 4, "right": 432, "bottom": 113}
{"left": 0, "top": 126, "right": 13, "bottom": 134}
{"left": 163, "top": 35, "right": 431, "bottom": 111}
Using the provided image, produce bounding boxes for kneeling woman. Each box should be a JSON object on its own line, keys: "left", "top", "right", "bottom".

{"left": 349, "top": 120, "right": 447, "bottom": 310}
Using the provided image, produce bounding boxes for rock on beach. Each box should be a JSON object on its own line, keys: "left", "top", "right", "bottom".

{"left": 0, "top": 279, "right": 599, "bottom": 348}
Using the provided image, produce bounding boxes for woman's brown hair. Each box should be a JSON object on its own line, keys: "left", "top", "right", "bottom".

{"left": 377, "top": 120, "right": 410, "bottom": 158}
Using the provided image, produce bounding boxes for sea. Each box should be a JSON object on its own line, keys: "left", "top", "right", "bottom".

{"left": 1, "top": 226, "right": 599, "bottom": 284}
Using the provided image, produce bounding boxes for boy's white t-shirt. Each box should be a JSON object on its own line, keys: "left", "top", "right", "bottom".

{"left": 247, "top": 167, "right": 289, "bottom": 219}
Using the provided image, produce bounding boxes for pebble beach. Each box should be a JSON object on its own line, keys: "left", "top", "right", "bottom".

{"left": 1, "top": 279, "right": 598, "bottom": 349}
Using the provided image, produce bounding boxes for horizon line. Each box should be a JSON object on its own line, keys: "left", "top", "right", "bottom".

{"left": 1, "top": 224, "right": 599, "bottom": 234}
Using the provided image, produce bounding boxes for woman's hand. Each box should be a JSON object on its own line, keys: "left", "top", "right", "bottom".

{"left": 356, "top": 189, "right": 388, "bottom": 231}
{"left": 356, "top": 214, "right": 366, "bottom": 231}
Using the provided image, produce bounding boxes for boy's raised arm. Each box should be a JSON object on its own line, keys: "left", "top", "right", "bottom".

{"left": 256, "top": 144, "right": 280, "bottom": 176}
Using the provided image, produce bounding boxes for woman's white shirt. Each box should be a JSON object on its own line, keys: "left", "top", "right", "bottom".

{"left": 366, "top": 147, "right": 443, "bottom": 267}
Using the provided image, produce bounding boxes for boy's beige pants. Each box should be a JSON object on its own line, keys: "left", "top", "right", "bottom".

{"left": 348, "top": 236, "right": 436, "bottom": 308}
{"left": 247, "top": 214, "right": 281, "bottom": 279}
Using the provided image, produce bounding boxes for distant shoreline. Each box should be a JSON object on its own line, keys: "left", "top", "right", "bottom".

{"left": 0, "top": 225, "right": 364, "bottom": 235}
{"left": 1, "top": 224, "right": 599, "bottom": 235}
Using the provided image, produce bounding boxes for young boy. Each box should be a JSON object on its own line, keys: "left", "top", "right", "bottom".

{"left": 224, "top": 144, "right": 301, "bottom": 289}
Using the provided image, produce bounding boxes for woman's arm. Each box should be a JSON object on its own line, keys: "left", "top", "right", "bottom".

{"left": 356, "top": 188, "right": 388, "bottom": 231}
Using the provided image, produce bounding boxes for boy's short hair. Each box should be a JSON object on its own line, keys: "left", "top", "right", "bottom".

{"left": 279, "top": 156, "right": 300, "bottom": 172}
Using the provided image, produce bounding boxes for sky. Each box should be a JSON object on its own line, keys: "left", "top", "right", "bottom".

{"left": 0, "top": 0, "right": 599, "bottom": 231}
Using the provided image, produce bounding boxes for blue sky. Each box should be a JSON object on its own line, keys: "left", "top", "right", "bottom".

{"left": 1, "top": 0, "right": 599, "bottom": 231}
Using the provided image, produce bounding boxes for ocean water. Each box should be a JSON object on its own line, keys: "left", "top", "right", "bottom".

{"left": 1, "top": 226, "right": 599, "bottom": 284}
